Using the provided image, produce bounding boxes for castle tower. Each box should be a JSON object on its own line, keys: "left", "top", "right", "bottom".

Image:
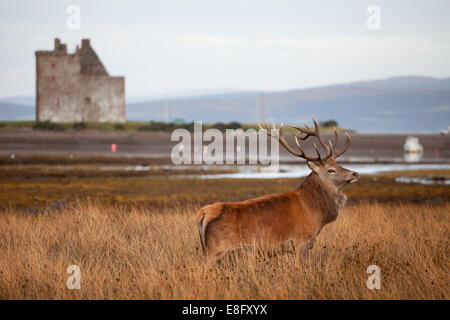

{"left": 35, "top": 38, "right": 125, "bottom": 123}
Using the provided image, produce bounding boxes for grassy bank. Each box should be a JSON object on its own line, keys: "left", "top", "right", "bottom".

{"left": 1, "top": 165, "right": 449, "bottom": 209}
{"left": 0, "top": 121, "right": 249, "bottom": 132}
{"left": 0, "top": 120, "right": 343, "bottom": 133}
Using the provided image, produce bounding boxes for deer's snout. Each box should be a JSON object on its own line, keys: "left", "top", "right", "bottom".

{"left": 352, "top": 171, "right": 359, "bottom": 180}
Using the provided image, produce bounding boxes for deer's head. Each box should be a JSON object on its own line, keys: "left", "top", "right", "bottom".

{"left": 260, "top": 118, "right": 358, "bottom": 190}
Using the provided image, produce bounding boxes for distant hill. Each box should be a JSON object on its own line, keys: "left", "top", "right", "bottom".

{"left": 127, "top": 76, "right": 450, "bottom": 133}
{"left": 1, "top": 76, "right": 449, "bottom": 132}
{"left": 0, "top": 96, "right": 35, "bottom": 106}
{"left": 0, "top": 101, "right": 34, "bottom": 121}
{"left": 332, "top": 76, "right": 450, "bottom": 90}
{"left": 0, "top": 96, "right": 35, "bottom": 121}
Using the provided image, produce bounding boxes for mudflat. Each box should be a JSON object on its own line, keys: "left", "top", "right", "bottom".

{"left": 0, "top": 128, "right": 449, "bottom": 162}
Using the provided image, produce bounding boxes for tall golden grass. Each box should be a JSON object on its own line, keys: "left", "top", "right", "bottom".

{"left": 0, "top": 201, "right": 448, "bottom": 299}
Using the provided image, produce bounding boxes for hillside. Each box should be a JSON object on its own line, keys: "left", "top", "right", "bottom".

{"left": 127, "top": 76, "right": 450, "bottom": 133}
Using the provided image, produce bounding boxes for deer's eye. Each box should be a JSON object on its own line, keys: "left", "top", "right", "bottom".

{"left": 328, "top": 168, "right": 336, "bottom": 174}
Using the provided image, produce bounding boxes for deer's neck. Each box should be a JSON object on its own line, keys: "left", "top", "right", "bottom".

{"left": 297, "top": 172, "right": 346, "bottom": 225}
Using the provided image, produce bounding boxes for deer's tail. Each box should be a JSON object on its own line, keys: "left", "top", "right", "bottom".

{"left": 197, "top": 209, "right": 207, "bottom": 256}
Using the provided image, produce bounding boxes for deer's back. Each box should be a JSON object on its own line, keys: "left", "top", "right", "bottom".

{"left": 200, "top": 191, "right": 319, "bottom": 243}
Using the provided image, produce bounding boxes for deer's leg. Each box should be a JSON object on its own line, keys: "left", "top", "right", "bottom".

{"left": 279, "top": 239, "right": 296, "bottom": 254}
{"left": 298, "top": 238, "right": 313, "bottom": 258}
{"left": 299, "top": 232, "right": 319, "bottom": 260}
{"left": 306, "top": 237, "right": 315, "bottom": 250}
{"left": 306, "top": 227, "right": 322, "bottom": 251}
{"left": 289, "top": 239, "right": 296, "bottom": 251}
{"left": 214, "top": 251, "right": 227, "bottom": 263}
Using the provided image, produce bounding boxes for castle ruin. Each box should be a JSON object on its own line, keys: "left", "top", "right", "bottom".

{"left": 35, "top": 38, "right": 125, "bottom": 123}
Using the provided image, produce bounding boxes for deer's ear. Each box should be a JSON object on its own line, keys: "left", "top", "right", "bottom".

{"left": 307, "top": 161, "right": 320, "bottom": 173}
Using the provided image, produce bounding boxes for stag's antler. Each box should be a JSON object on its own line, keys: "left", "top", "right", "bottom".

{"left": 259, "top": 118, "right": 351, "bottom": 163}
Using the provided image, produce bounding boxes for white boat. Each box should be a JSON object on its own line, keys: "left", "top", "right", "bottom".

{"left": 403, "top": 136, "right": 423, "bottom": 154}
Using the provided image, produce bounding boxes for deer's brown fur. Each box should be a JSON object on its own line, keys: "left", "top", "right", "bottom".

{"left": 197, "top": 120, "right": 358, "bottom": 260}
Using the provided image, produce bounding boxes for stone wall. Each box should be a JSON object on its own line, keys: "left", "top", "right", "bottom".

{"left": 35, "top": 39, "right": 125, "bottom": 123}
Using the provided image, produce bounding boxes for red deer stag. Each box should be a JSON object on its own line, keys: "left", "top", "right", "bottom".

{"left": 196, "top": 119, "right": 358, "bottom": 260}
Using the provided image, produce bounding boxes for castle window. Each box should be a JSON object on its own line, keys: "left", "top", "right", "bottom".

{"left": 85, "top": 97, "right": 91, "bottom": 104}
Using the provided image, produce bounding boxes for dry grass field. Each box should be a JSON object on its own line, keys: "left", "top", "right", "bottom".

{"left": 0, "top": 159, "right": 448, "bottom": 299}
{"left": 0, "top": 200, "right": 448, "bottom": 299}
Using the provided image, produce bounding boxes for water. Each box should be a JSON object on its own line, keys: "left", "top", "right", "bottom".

{"left": 199, "top": 163, "right": 450, "bottom": 179}
{"left": 395, "top": 176, "right": 450, "bottom": 185}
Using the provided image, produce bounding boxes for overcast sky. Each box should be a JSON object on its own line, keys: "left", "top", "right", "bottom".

{"left": 0, "top": 0, "right": 449, "bottom": 99}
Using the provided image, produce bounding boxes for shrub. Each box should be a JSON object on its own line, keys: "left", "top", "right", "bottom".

{"left": 210, "top": 122, "right": 243, "bottom": 132}
{"left": 228, "top": 122, "right": 242, "bottom": 130}
{"left": 211, "top": 122, "right": 226, "bottom": 132}
{"left": 114, "top": 123, "right": 125, "bottom": 130}
{"left": 33, "top": 121, "right": 65, "bottom": 131}
{"left": 138, "top": 121, "right": 195, "bottom": 132}
{"left": 320, "top": 120, "right": 338, "bottom": 128}
{"left": 73, "top": 122, "right": 87, "bottom": 130}
{"left": 136, "top": 121, "right": 242, "bottom": 132}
